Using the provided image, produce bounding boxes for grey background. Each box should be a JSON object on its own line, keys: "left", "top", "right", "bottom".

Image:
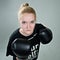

{"left": 0, "top": 0, "right": 60, "bottom": 60}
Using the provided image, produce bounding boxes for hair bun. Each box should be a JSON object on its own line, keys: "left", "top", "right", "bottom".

{"left": 21, "top": 3, "right": 29, "bottom": 7}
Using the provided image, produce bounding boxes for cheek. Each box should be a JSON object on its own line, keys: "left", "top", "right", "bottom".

{"left": 21, "top": 24, "right": 27, "bottom": 29}
{"left": 31, "top": 24, "right": 35, "bottom": 29}
{"left": 19, "top": 21, "right": 26, "bottom": 28}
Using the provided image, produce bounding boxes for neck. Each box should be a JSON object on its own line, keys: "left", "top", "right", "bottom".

{"left": 19, "top": 28, "right": 31, "bottom": 36}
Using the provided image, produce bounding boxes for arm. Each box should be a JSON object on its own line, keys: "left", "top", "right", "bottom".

{"left": 11, "top": 38, "right": 31, "bottom": 60}
{"left": 6, "top": 33, "right": 16, "bottom": 56}
{"left": 36, "top": 23, "right": 53, "bottom": 44}
{"left": 39, "top": 27, "right": 53, "bottom": 44}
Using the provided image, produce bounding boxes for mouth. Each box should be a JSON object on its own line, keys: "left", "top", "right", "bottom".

{"left": 26, "top": 30, "right": 31, "bottom": 31}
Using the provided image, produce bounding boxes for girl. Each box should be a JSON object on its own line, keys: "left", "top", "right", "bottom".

{"left": 6, "top": 3, "right": 53, "bottom": 60}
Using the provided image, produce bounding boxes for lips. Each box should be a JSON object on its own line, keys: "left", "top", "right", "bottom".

{"left": 26, "top": 30, "right": 31, "bottom": 31}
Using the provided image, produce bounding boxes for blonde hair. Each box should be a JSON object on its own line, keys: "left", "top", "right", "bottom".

{"left": 18, "top": 3, "right": 36, "bottom": 20}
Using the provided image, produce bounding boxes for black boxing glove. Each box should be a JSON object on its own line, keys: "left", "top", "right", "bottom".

{"left": 39, "top": 28, "right": 53, "bottom": 44}
{"left": 11, "top": 38, "right": 31, "bottom": 60}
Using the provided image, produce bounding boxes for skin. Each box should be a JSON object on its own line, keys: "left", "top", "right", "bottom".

{"left": 19, "top": 13, "right": 36, "bottom": 36}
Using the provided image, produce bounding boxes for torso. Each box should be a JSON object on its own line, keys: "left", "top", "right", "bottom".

{"left": 7, "top": 23, "right": 45, "bottom": 60}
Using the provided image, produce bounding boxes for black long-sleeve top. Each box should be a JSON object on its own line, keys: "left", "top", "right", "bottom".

{"left": 6, "top": 23, "right": 53, "bottom": 60}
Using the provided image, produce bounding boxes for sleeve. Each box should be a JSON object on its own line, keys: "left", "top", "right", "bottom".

{"left": 6, "top": 32, "right": 16, "bottom": 56}
{"left": 36, "top": 23, "right": 53, "bottom": 44}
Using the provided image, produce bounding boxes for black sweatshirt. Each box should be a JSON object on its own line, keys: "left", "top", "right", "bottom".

{"left": 6, "top": 23, "right": 52, "bottom": 60}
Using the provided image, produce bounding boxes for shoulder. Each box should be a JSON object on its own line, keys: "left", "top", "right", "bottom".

{"left": 9, "top": 28, "right": 19, "bottom": 41}
{"left": 35, "top": 23, "right": 46, "bottom": 30}
{"left": 11, "top": 28, "right": 19, "bottom": 36}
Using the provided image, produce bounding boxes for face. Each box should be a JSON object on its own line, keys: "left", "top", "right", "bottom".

{"left": 19, "top": 13, "right": 36, "bottom": 36}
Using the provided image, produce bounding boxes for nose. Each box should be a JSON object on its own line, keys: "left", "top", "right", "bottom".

{"left": 27, "top": 23, "right": 31, "bottom": 29}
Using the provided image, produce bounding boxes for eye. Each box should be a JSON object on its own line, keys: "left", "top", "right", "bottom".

{"left": 31, "top": 20, "right": 35, "bottom": 23}
{"left": 22, "top": 21, "right": 26, "bottom": 24}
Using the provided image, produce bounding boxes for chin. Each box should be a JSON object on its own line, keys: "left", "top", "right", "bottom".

{"left": 26, "top": 32, "right": 33, "bottom": 35}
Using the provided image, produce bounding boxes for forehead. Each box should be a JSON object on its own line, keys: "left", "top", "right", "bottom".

{"left": 20, "top": 13, "right": 36, "bottom": 20}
